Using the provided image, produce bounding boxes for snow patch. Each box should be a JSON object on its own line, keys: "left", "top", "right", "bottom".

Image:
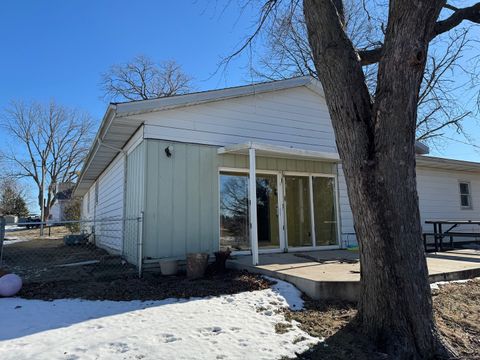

{"left": 2, "top": 238, "right": 31, "bottom": 246}
{"left": 430, "top": 277, "right": 479, "bottom": 290}
{"left": 0, "top": 279, "right": 320, "bottom": 360}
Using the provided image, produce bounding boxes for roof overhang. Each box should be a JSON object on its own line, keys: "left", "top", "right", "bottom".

{"left": 218, "top": 142, "right": 341, "bottom": 162}
{"left": 74, "top": 105, "right": 144, "bottom": 197}
{"left": 416, "top": 156, "right": 480, "bottom": 173}
{"left": 415, "top": 142, "right": 429, "bottom": 155}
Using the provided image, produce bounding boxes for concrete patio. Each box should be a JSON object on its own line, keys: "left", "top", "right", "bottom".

{"left": 228, "top": 249, "right": 480, "bottom": 301}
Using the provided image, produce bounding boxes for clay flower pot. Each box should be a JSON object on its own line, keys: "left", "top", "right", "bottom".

{"left": 186, "top": 253, "right": 209, "bottom": 279}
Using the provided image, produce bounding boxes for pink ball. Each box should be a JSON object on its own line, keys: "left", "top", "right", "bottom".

{"left": 0, "top": 274, "right": 23, "bottom": 297}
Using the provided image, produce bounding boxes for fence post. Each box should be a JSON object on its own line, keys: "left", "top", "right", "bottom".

{"left": 137, "top": 212, "right": 144, "bottom": 278}
{"left": 0, "top": 216, "right": 5, "bottom": 268}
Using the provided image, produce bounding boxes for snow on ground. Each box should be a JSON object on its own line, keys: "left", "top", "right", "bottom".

{"left": 430, "top": 277, "right": 479, "bottom": 290}
{"left": 4, "top": 225, "right": 26, "bottom": 232}
{"left": 2, "top": 238, "right": 31, "bottom": 246}
{"left": 0, "top": 279, "right": 320, "bottom": 360}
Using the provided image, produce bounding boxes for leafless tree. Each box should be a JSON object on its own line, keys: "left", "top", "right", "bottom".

{"left": 1, "top": 101, "right": 93, "bottom": 222}
{"left": 226, "top": 0, "right": 480, "bottom": 357}
{"left": 0, "top": 177, "right": 29, "bottom": 217}
{"left": 100, "top": 55, "right": 193, "bottom": 102}
{"left": 250, "top": 1, "right": 475, "bottom": 145}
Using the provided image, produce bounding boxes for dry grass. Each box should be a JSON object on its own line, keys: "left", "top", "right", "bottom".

{"left": 5, "top": 226, "right": 71, "bottom": 240}
{"left": 434, "top": 280, "right": 480, "bottom": 358}
{"left": 287, "top": 279, "right": 480, "bottom": 359}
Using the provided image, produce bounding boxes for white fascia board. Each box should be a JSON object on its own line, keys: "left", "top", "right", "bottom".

{"left": 416, "top": 155, "right": 480, "bottom": 173}
{"left": 304, "top": 77, "right": 325, "bottom": 97}
{"left": 74, "top": 105, "right": 117, "bottom": 196}
{"left": 218, "top": 141, "right": 341, "bottom": 162}
{"left": 415, "top": 142, "right": 430, "bottom": 155}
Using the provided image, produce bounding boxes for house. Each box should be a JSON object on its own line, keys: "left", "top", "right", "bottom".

{"left": 74, "top": 76, "right": 480, "bottom": 266}
{"left": 49, "top": 182, "right": 75, "bottom": 223}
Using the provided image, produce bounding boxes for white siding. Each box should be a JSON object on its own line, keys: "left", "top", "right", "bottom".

{"left": 93, "top": 153, "right": 125, "bottom": 253}
{"left": 417, "top": 167, "right": 480, "bottom": 235}
{"left": 81, "top": 186, "right": 95, "bottom": 220}
{"left": 49, "top": 202, "right": 61, "bottom": 222}
{"left": 337, "top": 166, "right": 480, "bottom": 246}
{"left": 125, "top": 125, "right": 144, "bottom": 155}
{"left": 79, "top": 127, "right": 145, "bottom": 255}
{"left": 139, "top": 87, "right": 337, "bottom": 154}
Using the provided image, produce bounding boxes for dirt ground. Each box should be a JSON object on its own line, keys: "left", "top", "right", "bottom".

{"left": 6, "top": 261, "right": 480, "bottom": 359}
{"left": 286, "top": 278, "right": 480, "bottom": 360}
{"left": 4, "top": 226, "right": 479, "bottom": 358}
{"left": 19, "top": 270, "right": 272, "bottom": 301}
{"left": 2, "top": 226, "right": 134, "bottom": 282}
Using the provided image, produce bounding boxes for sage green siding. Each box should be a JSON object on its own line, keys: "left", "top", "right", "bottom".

{"left": 124, "top": 142, "right": 145, "bottom": 264}
{"left": 144, "top": 140, "right": 218, "bottom": 259}
{"left": 141, "top": 139, "right": 336, "bottom": 260}
{"left": 218, "top": 153, "right": 335, "bottom": 174}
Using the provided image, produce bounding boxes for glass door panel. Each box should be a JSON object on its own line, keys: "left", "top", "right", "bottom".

{"left": 220, "top": 172, "right": 250, "bottom": 251}
{"left": 312, "top": 177, "right": 338, "bottom": 246}
{"left": 220, "top": 172, "right": 282, "bottom": 252}
{"left": 256, "top": 174, "right": 280, "bottom": 249}
{"left": 284, "top": 175, "right": 313, "bottom": 247}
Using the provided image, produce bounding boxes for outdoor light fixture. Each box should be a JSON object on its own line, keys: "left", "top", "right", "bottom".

{"left": 165, "top": 146, "right": 173, "bottom": 157}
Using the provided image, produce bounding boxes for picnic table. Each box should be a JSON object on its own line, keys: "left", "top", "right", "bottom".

{"left": 424, "top": 220, "right": 480, "bottom": 252}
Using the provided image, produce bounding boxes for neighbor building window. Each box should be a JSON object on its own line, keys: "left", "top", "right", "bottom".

{"left": 459, "top": 182, "right": 472, "bottom": 209}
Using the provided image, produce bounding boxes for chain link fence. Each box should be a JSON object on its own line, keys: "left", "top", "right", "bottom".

{"left": 0, "top": 216, "right": 142, "bottom": 284}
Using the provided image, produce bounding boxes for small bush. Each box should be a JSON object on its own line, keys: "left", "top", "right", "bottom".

{"left": 63, "top": 199, "right": 81, "bottom": 233}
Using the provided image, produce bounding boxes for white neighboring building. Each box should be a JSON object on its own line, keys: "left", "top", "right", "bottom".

{"left": 73, "top": 76, "right": 480, "bottom": 265}
{"left": 49, "top": 182, "right": 75, "bottom": 223}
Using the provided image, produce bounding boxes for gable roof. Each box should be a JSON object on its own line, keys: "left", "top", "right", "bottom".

{"left": 73, "top": 75, "right": 438, "bottom": 197}
{"left": 74, "top": 76, "right": 324, "bottom": 196}
{"left": 114, "top": 76, "right": 325, "bottom": 117}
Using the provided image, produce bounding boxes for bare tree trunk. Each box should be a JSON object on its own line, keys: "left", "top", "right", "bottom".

{"left": 40, "top": 162, "right": 46, "bottom": 235}
{"left": 303, "top": 0, "right": 452, "bottom": 358}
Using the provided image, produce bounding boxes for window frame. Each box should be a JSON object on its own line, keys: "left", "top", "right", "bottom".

{"left": 217, "top": 167, "right": 341, "bottom": 254}
{"left": 459, "top": 181, "right": 472, "bottom": 210}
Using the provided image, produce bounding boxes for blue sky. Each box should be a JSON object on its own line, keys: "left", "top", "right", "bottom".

{"left": 0, "top": 1, "right": 259, "bottom": 118}
{"left": 0, "top": 1, "right": 479, "bottom": 209}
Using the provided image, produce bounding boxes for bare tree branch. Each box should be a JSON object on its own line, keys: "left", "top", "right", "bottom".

{"left": 435, "top": 3, "right": 480, "bottom": 37}
{"left": 100, "top": 55, "right": 193, "bottom": 102}
{"left": 1, "top": 101, "right": 94, "bottom": 218}
{"left": 359, "top": 2, "right": 480, "bottom": 65}
{"left": 248, "top": 2, "right": 474, "bottom": 145}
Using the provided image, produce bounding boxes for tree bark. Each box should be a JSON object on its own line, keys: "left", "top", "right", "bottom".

{"left": 303, "top": 0, "right": 453, "bottom": 358}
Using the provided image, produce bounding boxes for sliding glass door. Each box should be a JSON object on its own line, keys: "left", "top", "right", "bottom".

{"left": 219, "top": 170, "right": 339, "bottom": 252}
{"left": 256, "top": 174, "right": 280, "bottom": 249}
{"left": 284, "top": 174, "right": 338, "bottom": 249}
{"left": 312, "top": 177, "right": 338, "bottom": 246}
{"left": 284, "top": 175, "right": 313, "bottom": 247}
{"left": 219, "top": 171, "right": 281, "bottom": 251}
{"left": 219, "top": 172, "right": 250, "bottom": 251}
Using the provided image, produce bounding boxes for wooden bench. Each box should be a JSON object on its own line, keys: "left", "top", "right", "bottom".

{"left": 423, "top": 231, "right": 480, "bottom": 252}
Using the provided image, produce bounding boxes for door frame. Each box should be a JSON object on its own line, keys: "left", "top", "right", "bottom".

{"left": 218, "top": 168, "right": 341, "bottom": 255}
{"left": 218, "top": 167, "right": 285, "bottom": 254}
{"left": 282, "top": 171, "right": 341, "bottom": 251}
